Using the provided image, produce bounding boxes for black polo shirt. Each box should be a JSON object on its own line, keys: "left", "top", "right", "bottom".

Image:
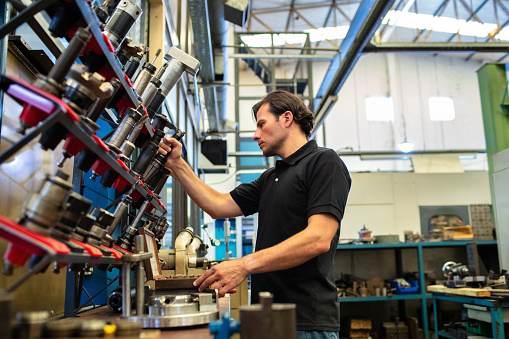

{"left": 230, "top": 140, "right": 351, "bottom": 332}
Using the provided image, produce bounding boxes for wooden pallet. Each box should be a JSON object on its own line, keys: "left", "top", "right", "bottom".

{"left": 427, "top": 285, "right": 491, "bottom": 297}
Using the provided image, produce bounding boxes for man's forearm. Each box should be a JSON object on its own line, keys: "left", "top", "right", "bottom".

{"left": 169, "top": 158, "right": 241, "bottom": 219}
{"left": 242, "top": 221, "right": 332, "bottom": 275}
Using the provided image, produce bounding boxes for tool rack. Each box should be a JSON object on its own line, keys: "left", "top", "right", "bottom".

{"left": 0, "top": 0, "right": 171, "bottom": 317}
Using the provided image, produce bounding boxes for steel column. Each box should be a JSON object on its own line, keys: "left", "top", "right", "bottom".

{"left": 477, "top": 63, "right": 509, "bottom": 174}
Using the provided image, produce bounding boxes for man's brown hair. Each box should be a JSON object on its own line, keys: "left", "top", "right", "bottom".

{"left": 252, "top": 90, "right": 315, "bottom": 138}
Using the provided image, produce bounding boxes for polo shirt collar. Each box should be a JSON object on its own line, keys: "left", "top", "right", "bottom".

{"left": 281, "top": 140, "right": 317, "bottom": 165}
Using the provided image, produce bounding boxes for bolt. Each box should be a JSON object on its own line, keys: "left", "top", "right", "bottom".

{"left": 2, "top": 261, "right": 13, "bottom": 275}
{"left": 52, "top": 262, "right": 61, "bottom": 274}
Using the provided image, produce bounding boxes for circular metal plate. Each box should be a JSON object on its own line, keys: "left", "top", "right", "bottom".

{"left": 125, "top": 310, "right": 219, "bottom": 328}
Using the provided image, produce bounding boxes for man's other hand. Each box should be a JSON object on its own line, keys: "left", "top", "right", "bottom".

{"left": 193, "top": 258, "right": 248, "bottom": 297}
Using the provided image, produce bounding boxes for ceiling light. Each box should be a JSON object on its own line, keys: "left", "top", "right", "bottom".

{"left": 398, "top": 141, "right": 414, "bottom": 153}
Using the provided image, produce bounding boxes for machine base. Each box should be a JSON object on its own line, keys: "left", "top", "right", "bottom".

{"left": 126, "top": 310, "right": 219, "bottom": 328}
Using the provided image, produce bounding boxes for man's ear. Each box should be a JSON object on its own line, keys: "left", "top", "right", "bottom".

{"left": 281, "top": 111, "right": 294, "bottom": 127}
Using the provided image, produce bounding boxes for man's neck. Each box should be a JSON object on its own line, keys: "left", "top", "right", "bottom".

{"left": 279, "top": 135, "right": 308, "bottom": 159}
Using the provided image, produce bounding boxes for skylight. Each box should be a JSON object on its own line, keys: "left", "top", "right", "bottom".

{"left": 240, "top": 10, "right": 508, "bottom": 48}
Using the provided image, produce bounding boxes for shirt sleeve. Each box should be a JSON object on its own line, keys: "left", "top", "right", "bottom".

{"left": 306, "top": 150, "right": 351, "bottom": 222}
{"left": 230, "top": 172, "right": 266, "bottom": 216}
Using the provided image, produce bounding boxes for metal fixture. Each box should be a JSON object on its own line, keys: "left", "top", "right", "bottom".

{"left": 103, "top": 0, "right": 142, "bottom": 52}
{"left": 132, "top": 49, "right": 161, "bottom": 97}
{"left": 145, "top": 47, "right": 200, "bottom": 118}
{"left": 239, "top": 292, "right": 296, "bottom": 339}
{"left": 17, "top": 27, "right": 91, "bottom": 134}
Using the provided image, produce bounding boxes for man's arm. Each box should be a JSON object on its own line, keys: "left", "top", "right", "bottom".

{"left": 160, "top": 137, "right": 243, "bottom": 219}
{"left": 193, "top": 213, "right": 339, "bottom": 297}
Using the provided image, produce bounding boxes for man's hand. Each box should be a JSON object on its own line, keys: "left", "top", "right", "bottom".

{"left": 159, "top": 137, "right": 183, "bottom": 169}
{"left": 194, "top": 258, "right": 249, "bottom": 297}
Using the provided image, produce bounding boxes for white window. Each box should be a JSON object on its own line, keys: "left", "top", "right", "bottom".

{"left": 365, "top": 96, "right": 394, "bottom": 121}
{"left": 429, "top": 96, "right": 455, "bottom": 121}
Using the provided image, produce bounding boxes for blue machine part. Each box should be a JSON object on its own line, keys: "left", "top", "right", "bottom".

{"left": 209, "top": 314, "right": 240, "bottom": 339}
{"left": 215, "top": 218, "right": 237, "bottom": 260}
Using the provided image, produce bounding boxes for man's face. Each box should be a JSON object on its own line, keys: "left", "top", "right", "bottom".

{"left": 253, "top": 103, "right": 287, "bottom": 157}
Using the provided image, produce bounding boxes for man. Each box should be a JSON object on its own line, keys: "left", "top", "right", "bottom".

{"left": 159, "top": 90, "right": 351, "bottom": 338}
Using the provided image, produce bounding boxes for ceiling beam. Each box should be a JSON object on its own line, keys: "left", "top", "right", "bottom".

{"left": 363, "top": 41, "right": 509, "bottom": 53}
{"left": 294, "top": 8, "right": 339, "bottom": 48}
{"left": 251, "top": 1, "right": 353, "bottom": 14}
{"left": 312, "top": 0, "right": 396, "bottom": 137}
{"left": 413, "top": 0, "right": 450, "bottom": 42}
{"left": 446, "top": 0, "right": 490, "bottom": 42}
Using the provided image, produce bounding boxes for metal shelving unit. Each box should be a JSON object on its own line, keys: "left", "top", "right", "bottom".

{"left": 336, "top": 240, "right": 498, "bottom": 339}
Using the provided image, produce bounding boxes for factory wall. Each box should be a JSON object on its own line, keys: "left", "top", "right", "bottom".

{"left": 313, "top": 53, "right": 486, "bottom": 154}
{"left": 341, "top": 171, "right": 491, "bottom": 241}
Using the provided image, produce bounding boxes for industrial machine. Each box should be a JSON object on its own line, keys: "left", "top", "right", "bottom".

{"left": 442, "top": 261, "right": 486, "bottom": 288}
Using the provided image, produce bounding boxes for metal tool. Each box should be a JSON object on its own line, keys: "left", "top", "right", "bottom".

{"left": 18, "top": 28, "right": 91, "bottom": 134}
{"left": 138, "top": 57, "right": 168, "bottom": 107}
{"left": 132, "top": 49, "right": 161, "bottom": 97}
{"left": 17, "top": 170, "right": 71, "bottom": 237}
{"left": 131, "top": 114, "right": 175, "bottom": 178}
{"left": 39, "top": 64, "right": 114, "bottom": 152}
{"left": 131, "top": 129, "right": 184, "bottom": 210}
{"left": 106, "top": 107, "right": 144, "bottom": 154}
{"left": 442, "top": 261, "right": 486, "bottom": 287}
{"left": 107, "top": 56, "right": 143, "bottom": 110}
{"left": 51, "top": 192, "right": 92, "bottom": 242}
{"left": 116, "top": 198, "right": 153, "bottom": 251}
{"left": 116, "top": 37, "right": 147, "bottom": 68}
{"left": 99, "top": 114, "right": 149, "bottom": 188}
{"left": 56, "top": 74, "right": 118, "bottom": 167}
{"left": 105, "top": 194, "right": 132, "bottom": 237}
{"left": 144, "top": 129, "right": 185, "bottom": 186}
{"left": 88, "top": 207, "right": 115, "bottom": 247}
{"left": 145, "top": 47, "right": 201, "bottom": 118}
{"left": 103, "top": 0, "right": 143, "bottom": 52}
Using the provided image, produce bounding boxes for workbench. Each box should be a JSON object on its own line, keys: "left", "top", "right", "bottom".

{"left": 431, "top": 291, "right": 509, "bottom": 338}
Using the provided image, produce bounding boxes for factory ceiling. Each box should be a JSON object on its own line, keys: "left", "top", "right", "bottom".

{"left": 241, "top": 0, "right": 509, "bottom": 60}
{"left": 233, "top": 0, "right": 509, "bottom": 134}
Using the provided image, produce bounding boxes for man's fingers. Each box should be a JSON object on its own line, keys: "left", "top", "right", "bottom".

{"left": 159, "top": 143, "right": 172, "bottom": 154}
{"left": 193, "top": 272, "right": 210, "bottom": 287}
{"left": 198, "top": 275, "right": 220, "bottom": 292}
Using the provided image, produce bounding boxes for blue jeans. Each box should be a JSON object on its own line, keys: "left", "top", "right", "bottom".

{"left": 297, "top": 331, "right": 339, "bottom": 339}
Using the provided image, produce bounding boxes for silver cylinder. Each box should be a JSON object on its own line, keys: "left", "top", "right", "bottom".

{"left": 140, "top": 81, "right": 159, "bottom": 107}
{"left": 159, "top": 59, "right": 186, "bottom": 96}
{"left": 122, "top": 262, "right": 131, "bottom": 317}
{"left": 135, "top": 235, "right": 145, "bottom": 316}
{"left": 104, "top": 1, "right": 142, "bottom": 51}
{"left": 120, "top": 140, "right": 135, "bottom": 159}
{"left": 108, "top": 108, "right": 142, "bottom": 153}
{"left": 132, "top": 69, "right": 152, "bottom": 96}
{"left": 21, "top": 174, "right": 71, "bottom": 234}
{"left": 107, "top": 196, "right": 131, "bottom": 236}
